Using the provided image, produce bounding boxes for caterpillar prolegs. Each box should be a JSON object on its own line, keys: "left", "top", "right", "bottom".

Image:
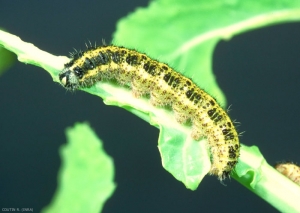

{"left": 59, "top": 45, "right": 240, "bottom": 180}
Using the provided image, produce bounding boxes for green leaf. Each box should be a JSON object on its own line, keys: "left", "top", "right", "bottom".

{"left": 42, "top": 123, "right": 115, "bottom": 213}
{"left": 113, "top": 0, "right": 300, "bottom": 107}
{"left": 158, "top": 129, "right": 211, "bottom": 190}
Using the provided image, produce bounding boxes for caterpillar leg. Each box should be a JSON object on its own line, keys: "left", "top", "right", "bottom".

{"left": 131, "top": 78, "right": 150, "bottom": 98}
{"left": 149, "top": 89, "right": 172, "bottom": 106}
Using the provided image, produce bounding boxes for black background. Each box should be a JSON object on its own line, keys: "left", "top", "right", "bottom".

{"left": 1, "top": 1, "right": 300, "bottom": 212}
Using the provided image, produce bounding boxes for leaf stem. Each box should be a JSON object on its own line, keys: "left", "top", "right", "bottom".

{"left": 233, "top": 145, "right": 300, "bottom": 213}
{"left": 0, "top": 30, "right": 68, "bottom": 80}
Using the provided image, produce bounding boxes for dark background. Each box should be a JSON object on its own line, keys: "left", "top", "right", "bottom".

{"left": 1, "top": 1, "right": 300, "bottom": 213}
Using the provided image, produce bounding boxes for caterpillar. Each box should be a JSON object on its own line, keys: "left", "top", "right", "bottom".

{"left": 59, "top": 45, "right": 240, "bottom": 180}
{"left": 275, "top": 162, "right": 300, "bottom": 186}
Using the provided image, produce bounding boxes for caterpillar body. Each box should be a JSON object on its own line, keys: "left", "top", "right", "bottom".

{"left": 59, "top": 45, "right": 240, "bottom": 180}
{"left": 275, "top": 162, "right": 300, "bottom": 186}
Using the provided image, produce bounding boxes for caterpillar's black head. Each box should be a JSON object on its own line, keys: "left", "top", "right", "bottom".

{"left": 59, "top": 68, "right": 80, "bottom": 91}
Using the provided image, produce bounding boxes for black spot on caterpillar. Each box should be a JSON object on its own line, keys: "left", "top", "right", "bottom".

{"left": 275, "top": 162, "right": 300, "bottom": 186}
{"left": 59, "top": 44, "right": 240, "bottom": 180}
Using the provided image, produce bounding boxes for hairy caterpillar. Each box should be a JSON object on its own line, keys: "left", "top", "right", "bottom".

{"left": 275, "top": 162, "right": 300, "bottom": 186}
{"left": 59, "top": 45, "right": 240, "bottom": 180}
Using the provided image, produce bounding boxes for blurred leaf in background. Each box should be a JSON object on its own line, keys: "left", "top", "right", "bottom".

{"left": 42, "top": 123, "right": 115, "bottom": 213}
